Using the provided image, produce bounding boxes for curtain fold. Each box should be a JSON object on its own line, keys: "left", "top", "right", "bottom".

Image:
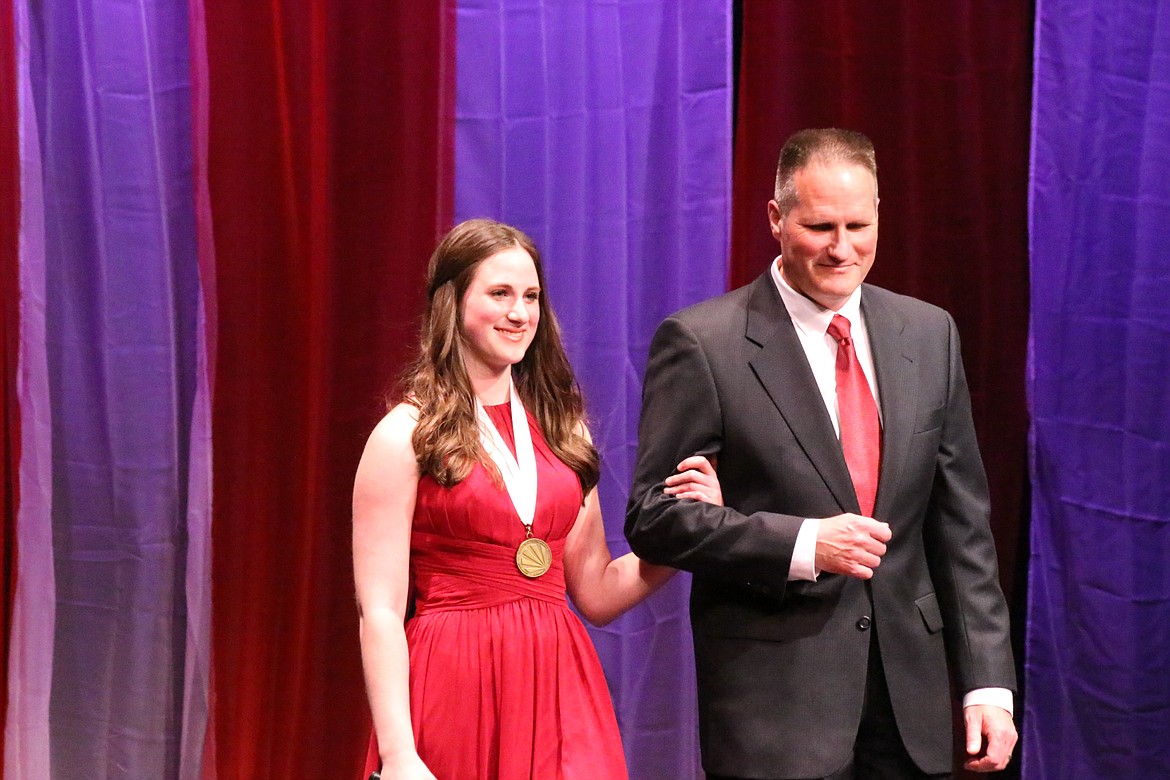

{"left": 5, "top": 1, "right": 56, "bottom": 774}
{"left": 1025, "top": 1, "right": 1170, "bottom": 776}
{"left": 202, "top": 0, "right": 454, "bottom": 775}
{"left": 454, "top": 2, "right": 732, "bottom": 777}
{"left": 182, "top": 0, "right": 215, "bottom": 776}
{"left": 0, "top": 2, "right": 1078, "bottom": 777}
{"left": 7, "top": 1, "right": 204, "bottom": 777}
{"left": 1, "top": 0, "right": 20, "bottom": 766}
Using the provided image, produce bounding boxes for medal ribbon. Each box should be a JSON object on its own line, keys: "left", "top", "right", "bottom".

{"left": 475, "top": 381, "right": 537, "bottom": 530}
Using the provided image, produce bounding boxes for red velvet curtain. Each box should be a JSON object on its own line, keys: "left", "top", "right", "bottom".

{"left": 0, "top": 0, "right": 19, "bottom": 762}
{"left": 203, "top": 1, "right": 454, "bottom": 776}
{"left": 731, "top": 4, "right": 1032, "bottom": 774}
{"left": 731, "top": 1, "right": 1032, "bottom": 598}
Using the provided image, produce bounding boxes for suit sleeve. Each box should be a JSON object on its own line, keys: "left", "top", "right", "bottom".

{"left": 924, "top": 314, "right": 1018, "bottom": 694}
{"left": 624, "top": 315, "right": 803, "bottom": 592}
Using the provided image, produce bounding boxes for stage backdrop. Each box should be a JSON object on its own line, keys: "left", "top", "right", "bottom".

{"left": 6, "top": 1, "right": 205, "bottom": 777}
{"left": 453, "top": 2, "right": 732, "bottom": 777}
{"left": 1026, "top": 0, "right": 1170, "bottom": 776}
{"left": 0, "top": 0, "right": 19, "bottom": 765}
{"left": 9, "top": 2, "right": 1169, "bottom": 779}
{"left": 3, "top": 0, "right": 454, "bottom": 777}
{"left": 201, "top": 0, "right": 454, "bottom": 776}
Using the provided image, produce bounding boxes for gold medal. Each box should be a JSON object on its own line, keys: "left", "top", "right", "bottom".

{"left": 516, "top": 535, "right": 552, "bottom": 578}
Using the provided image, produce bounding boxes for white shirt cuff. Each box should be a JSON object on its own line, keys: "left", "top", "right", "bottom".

{"left": 963, "top": 687, "right": 1014, "bottom": 716}
{"left": 787, "top": 518, "right": 820, "bottom": 581}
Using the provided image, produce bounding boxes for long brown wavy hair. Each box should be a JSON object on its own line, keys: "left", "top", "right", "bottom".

{"left": 399, "top": 218, "right": 600, "bottom": 494}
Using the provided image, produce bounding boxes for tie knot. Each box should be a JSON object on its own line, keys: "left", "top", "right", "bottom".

{"left": 828, "top": 314, "right": 852, "bottom": 344}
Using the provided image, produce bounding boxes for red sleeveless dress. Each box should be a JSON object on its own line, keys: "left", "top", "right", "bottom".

{"left": 364, "top": 404, "right": 627, "bottom": 779}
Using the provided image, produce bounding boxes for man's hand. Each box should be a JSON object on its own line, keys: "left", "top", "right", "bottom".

{"left": 963, "top": 704, "right": 1017, "bottom": 772}
{"left": 813, "top": 513, "right": 891, "bottom": 579}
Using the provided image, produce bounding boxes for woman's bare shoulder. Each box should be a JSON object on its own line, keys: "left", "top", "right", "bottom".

{"left": 363, "top": 402, "right": 421, "bottom": 461}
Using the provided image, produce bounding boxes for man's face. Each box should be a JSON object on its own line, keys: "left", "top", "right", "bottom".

{"left": 768, "top": 162, "right": 878, "bottom": 311}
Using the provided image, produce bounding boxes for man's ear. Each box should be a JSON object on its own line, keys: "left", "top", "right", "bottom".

{"left": 767, "top": 200, "right": 784, "bottom": 240}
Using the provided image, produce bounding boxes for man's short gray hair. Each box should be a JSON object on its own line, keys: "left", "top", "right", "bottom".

{"left": 773, "top": 128, "right": 878, "bottom": 212}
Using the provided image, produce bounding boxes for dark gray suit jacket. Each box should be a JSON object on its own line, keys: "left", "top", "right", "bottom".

{"left": 625, "top": 273, "right": 1016, "bottom": 778}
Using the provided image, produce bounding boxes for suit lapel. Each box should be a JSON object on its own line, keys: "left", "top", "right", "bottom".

{"left": 860, "top": 287, "right": 915, "bottom": 520}
{"left": 745, "top": 275, "right": 858, "bottom": 512}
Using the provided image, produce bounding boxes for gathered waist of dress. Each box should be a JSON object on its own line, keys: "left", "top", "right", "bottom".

{"left": 409, "top": 530, "right": 568, "bottom": 615}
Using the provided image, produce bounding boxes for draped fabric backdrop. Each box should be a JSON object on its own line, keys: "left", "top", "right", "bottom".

{"left": 3, "top": 0, "right": 455, "bottom": 776}
{"left": 5, "top": 3, "right": 53, "bottom": 771}
{"left": 7, "top": 1, "right": 204, "bottom": 777}
{"left": 5, "top": 1, "right": 1169, "bottom": 778}
{"left": 201, "top": 1, "right": 453, "bottom": 776}
{"left": 0, "top": 0, "right": 18, "bottom": 764}
{"left": 453, "top": 3, "right": 732, "bottom": 776}
{"left": 1026, "top": 1, "right": 1170, "bottom": 776}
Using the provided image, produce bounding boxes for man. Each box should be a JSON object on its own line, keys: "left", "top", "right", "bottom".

{"left": 626, "top": 129, "right": 1017, "bottom": 779}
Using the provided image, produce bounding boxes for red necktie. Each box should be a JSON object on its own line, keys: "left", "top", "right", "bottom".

{"left": 827, "top": 314, "right": 881, "bottom": 517}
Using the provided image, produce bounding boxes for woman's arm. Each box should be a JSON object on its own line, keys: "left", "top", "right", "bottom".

{"left": 563, "top": 442, "right": 722, "bottom": 626}
{"left": 352, "top": 405, "right": 436, "bottom": 780}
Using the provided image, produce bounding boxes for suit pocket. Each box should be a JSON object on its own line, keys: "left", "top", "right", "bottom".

{"left": 913, "top": 404, "right": 946, "bottom": 434}
{"left": 915, "top": 592, "right": 944, "bottom": 634}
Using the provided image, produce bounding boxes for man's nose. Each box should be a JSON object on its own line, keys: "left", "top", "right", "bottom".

{"left": 827, "top": 227, "right": 851, "bottom": 259}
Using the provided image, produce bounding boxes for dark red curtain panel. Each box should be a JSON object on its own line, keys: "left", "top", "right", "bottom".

{"left": 203, "top": 1, "right": 454, "bottom": 776}
{"left": 1, "top": 0, "right": 19, "bottom": 761}
{"left": 731, "top": 2, "right": 1032, "bottom": 605}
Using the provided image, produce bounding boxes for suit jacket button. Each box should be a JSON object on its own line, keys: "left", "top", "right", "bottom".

{"left": 856, "top": 616, "right": 872, "bottom": 631}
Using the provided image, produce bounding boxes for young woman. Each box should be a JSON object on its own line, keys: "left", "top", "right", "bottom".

{"left": 353, "top": 219, "right": 720, "bottom": 779}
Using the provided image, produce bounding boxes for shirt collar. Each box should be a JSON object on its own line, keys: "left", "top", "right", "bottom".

{"left": 769, "top": 257, "right": 864, "bottom": 333}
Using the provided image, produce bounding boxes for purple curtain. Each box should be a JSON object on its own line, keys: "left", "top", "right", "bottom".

{"left": 1026, "top": 0, "right": 1170, "bottom": 776}
{"left": 182, "top": 0, "right": 215, "bottom": 774}
{"left": 7, "top": 0, "right": 209, "bottom": 777}
{"left": 5, "top": 1, "right": 54, "bottom": 774}
{"left": 454, "top": 1, "right": 732, "bottom": 777}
